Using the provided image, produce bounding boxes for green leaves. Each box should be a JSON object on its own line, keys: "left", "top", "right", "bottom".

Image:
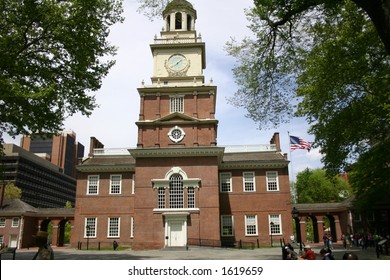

{"left": 0, "top": 0, "right": 124, "bottom": 138}
{"left": 296, "top": 168, "right": 352, "bottom": 203}
{"left": 227, "top": 0, "right": 390, "bottom": 209}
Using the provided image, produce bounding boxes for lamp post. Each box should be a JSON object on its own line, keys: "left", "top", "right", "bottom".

{"left": 270, "top": 221, "right": 274, "bottom": 247}
{"left": 86, "top": 225, "right": 90, "bottom": 250}
{"left": 292, "top": 207, "right": 303, "bottom": 253}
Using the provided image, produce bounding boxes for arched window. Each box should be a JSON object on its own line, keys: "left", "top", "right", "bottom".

{"left": 169, "top": 174, "right": 183, "bottom": 208}
{"left": 175, "top": 12, "right": 182, "bottom": 30}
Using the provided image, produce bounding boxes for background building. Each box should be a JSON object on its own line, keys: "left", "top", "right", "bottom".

{"left": 1, "top": 144, "right": 77, "bottom": 208}
{"left": 20, "top": 130, "right": 84, "bottom": 178}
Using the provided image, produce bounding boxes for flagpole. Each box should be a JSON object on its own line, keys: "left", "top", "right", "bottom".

{"left": 287, "top": 131, "right": 296, "bottom": 203}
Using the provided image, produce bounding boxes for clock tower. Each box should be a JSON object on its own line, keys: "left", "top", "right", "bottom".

{"left": 136, "top": 0, "right": 217, "bottom": 148}
{"left": 131, "top": 0, "right": 222, "bottom": 250}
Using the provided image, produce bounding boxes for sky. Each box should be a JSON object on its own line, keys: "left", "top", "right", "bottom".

{"left": 3, "top": 0, "right": 323, "bottom": 180}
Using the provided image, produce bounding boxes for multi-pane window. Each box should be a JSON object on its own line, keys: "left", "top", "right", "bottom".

{"left": 221, "top": 215, "right": 234, "bottom": 236}
{"left": 0, "top": 218, "right": 5, "bottom": 227}
{"left": 266, "top": 171, "right": 279, "bottom": 191}
{"left": 85, "top": 217, "right": 97, "bottom": 238}
{"left": 132, "top": 174, "right": 135, "bottom": 194}
{"left": 245, "top": 215, "right": 258, "bottom": 236}
{"left": 130, "top": 217, "right": 134, "bottom": 238}
{"left": 108, "top": 217, "right": 120, "bottom": 238}
{"left": 0, "top": 235, "right": 3, "bottom": 245}
{"left": 110, "top": 175, "right": 122, "bottom": 194}
{"left": 169, "top": 174, "right": 184, "bottom": 208}
{"left": 87, "top": 175, "right": 99, "bottom": 195}
{"left": 170, "top": 96, "right": 184, "bottom": 113}
{"left": 243, "top": 172, "right": 255, "bottom": 192}
{"left": 188, "top": 188, "right": 195, "bottom": 208}
{"left": 158, "top": 188, "right": 166, "bottom": 209}
{"left": 220, "top": 172, "right": 232, "bottom": 192}
{"left": 11, "top": 217, "right": 19, "bottom": 227}
{"left": 269, "top": 214, "right": 282, "bottom": 235}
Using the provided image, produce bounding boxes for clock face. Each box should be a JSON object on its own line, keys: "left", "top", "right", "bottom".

{"left": 167, "top": 54, "right": 188, "bottom": 71}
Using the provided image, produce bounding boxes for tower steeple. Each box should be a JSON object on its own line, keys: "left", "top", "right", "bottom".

{"left": 136, "top": 0, "right": 217, "bottom": 148}
{"left": 163, "top": 0, "right": 197, "bottom": 32}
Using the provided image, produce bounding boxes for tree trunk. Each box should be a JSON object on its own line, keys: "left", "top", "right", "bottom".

{"left": 354, "top": 0, "right": 390, "bottom": 55}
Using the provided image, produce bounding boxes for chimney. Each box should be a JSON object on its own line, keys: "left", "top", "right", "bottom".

{"left": 270, "top": 132, "right": 281, "bottom": 152}
{"left": 89, "top": 137, "right": 104, "bottom": 156}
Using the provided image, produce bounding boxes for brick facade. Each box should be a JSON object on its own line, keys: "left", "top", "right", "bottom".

{"left": 71, "top": 0, "right": 293, "bottom": 250}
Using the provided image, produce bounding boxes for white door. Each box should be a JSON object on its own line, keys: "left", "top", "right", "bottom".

{"left": 169, "top": 221, "right": 184, "bottom": 247}
{"left": 9, "top": 235, "right": 18, "bottom": 247}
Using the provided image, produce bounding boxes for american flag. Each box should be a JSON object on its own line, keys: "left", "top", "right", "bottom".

{"left": 290, "top": 135, "right": 312, "bottom": 152}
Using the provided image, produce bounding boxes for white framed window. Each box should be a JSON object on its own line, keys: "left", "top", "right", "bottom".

{"left": 266, "top": 171, "right": 279, "bottom": 191}
{"left": 220, "top": 172, "right": 232, "bottom": 192}
{"left": 245, "top": 215, "right": 258, "bottom": 236}
{"left": 11, "top": 217, "right": 19, "bottom": 227}
{"left": 158, "top": 188, "right": 166, "bottom": 209}
{"left": 168, "top": 125, "right": 185, "bottom": 143}
{"left": 110, "top": 175, "right": 122, "bottom": 194}
{"left": 269, "top": 214, "right": 282, "bottom": 235}
{"left": 130, "top": 216, "right": 134, "bottom": 238}
{"left": 169, "top": 174, "right": 184, "bottom": 208}
{"left": 87, "top": 175, "right": 99, "bottom": 195}
{"left": 170, "top": 96, "right": 184, "bottom": 113}
{"left": 131, "top": 174, "right": 135, "bottom": 194}
{"left": 221, "top": 215, "right": 234, "bottom": 236}
{"left": 0, "top": 218, "right": 5, "bottom": 228}
{"left": 0, "top": 235, "right": 3, "bottom": 245}
{"left": 243, "top": 172, "right": 255, "bottom": 192}
{"left": 85, "top": 217, "right": 97, "bottom": 238}
{"left": 188, "top": 187, "right": 195, "bottom": 208}
{"left": 108, "top": 217, "right": 120, "bottom": 238}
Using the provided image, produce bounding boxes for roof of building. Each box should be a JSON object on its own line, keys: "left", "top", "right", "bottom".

{"left": 293, "top": 196, "right": 355, "bottom": 213}
{"left": 0, "top": 199, "right": 75, "bottom": 217}
{"left": 222, "top": 151, "right": 287, "bottom": 162}
{"left": 164, "top": 0, "right": 196, "bottom": 16}
{"left": 0, "top": 199, "right": 37, "bottom": 213}
{"left": 81, "top": 155, "right": 135, "bottom": 166}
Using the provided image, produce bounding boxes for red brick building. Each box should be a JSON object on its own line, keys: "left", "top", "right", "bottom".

{"left": 71, "top": 0, "right": 293, "bottom": 250}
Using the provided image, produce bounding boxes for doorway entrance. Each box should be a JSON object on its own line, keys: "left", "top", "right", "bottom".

{"left": 164, "top": 213, "right": 188, "bottom": 247}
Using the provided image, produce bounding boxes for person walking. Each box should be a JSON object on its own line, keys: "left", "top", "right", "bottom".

{"left": 113, "top": 240, "right": 119, "bottom": 250}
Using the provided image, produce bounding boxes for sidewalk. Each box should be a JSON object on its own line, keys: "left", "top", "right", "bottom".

{"left": 1, "top": 243, "right": 388, "bottom": 260}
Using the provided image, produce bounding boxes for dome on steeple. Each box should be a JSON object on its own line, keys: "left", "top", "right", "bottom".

{"left": 162, "top": 0, "right": 197, "bottom": 32}
{"left": 163, "top": 0, "right": 197, "bottom": 19}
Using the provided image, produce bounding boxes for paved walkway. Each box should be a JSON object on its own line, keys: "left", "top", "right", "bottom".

{"left": 1, "top": 243, "right": 388, "bottom": 260}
